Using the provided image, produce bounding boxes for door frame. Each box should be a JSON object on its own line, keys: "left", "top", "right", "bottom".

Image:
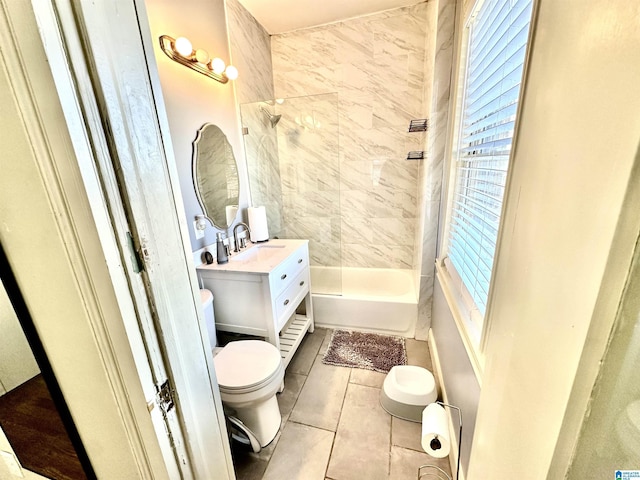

{"left": 1, "top": 0, "right": 173, "bottom": 476}
{"left": 0, "top": 0, "right": 234, "bottom": 478}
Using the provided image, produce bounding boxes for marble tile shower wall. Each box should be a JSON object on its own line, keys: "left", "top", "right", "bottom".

{"left": 276, "top": 94, "right": 341, "bottom": 266}
{"left": 226, "top": 0, "right": 274, "bottom": 104}
{"left": 415, "top": 0, "right": 454, "bottom": 339}
{"left": 227, "top": 0, "right": 285, "bottom": 236}
{"left": 271, "top": 3, "right": 435, "bottom": 269}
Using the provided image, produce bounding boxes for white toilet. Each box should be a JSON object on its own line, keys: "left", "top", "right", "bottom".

{"left": 200, "top": 289, "right": 284, "bottom": 448}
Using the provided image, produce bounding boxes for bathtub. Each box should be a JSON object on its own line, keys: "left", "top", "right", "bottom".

{"left": 310, "top": 266, "right": 418, "bottom": 337}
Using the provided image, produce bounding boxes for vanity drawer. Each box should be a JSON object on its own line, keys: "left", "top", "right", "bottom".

{"left": 275, "top": 269, "right": 310, "bottom": 327}
{"left": 271, "top": 246, "right": 309, "bottom": 296}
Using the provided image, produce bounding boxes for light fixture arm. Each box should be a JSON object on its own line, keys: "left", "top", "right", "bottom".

{"left": 159, "top": 35, "right": 231, "bottom": 84}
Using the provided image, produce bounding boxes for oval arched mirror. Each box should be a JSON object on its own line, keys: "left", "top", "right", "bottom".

{"left": 192, "top": 123, "right": 240, "bottom": 229}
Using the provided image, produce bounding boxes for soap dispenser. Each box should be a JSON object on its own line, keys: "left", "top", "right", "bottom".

{"left": 216, "top": 232, "right": 228, "bottom": 264}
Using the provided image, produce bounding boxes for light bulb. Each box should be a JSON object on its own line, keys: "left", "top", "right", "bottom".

{"left": 224, "top": 65, "right": 238, "bottom": 80}
{"left": 210, "top": 57, "right": 226, "bottom": 74}
{"left": 195, "top": 49, "right": 210, "bottom": 64}
{"left": 275, "top": 98, "right": 285, "bottom": 104}
{"left": 174, "top": 37, "right": 193, "bottom": 57}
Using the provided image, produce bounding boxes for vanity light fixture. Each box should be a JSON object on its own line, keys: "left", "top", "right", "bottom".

{"left": 159, "top": 35, "right": 238, "bottom": 84}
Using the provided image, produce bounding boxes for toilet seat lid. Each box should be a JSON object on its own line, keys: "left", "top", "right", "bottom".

{"left": 214, "top": 340, "right": 282, "bottom": 390}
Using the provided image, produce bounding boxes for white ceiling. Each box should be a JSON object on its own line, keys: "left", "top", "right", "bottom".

{"left": 237, "top": 0, "right": 421, "bottom": 34}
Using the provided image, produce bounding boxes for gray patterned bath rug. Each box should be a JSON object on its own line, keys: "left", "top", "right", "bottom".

{"left": 322, "top": 329, "right": 407, "bottom": 373}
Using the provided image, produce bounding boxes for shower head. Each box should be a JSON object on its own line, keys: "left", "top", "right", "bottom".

{"left": 269, "top": 113, "right": 282, "bottom": 128}
{"left": 260, "top": 106, "right": 282, "bottom": 128}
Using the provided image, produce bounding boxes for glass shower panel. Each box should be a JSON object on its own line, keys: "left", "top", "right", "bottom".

{"left": 239, "top": 101, "right": 284, "bottom": 239}
{"left": 240, "top": 93, "right": 342, "bottom": 295}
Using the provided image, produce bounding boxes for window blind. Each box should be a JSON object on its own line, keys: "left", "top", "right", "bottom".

{"left": 447, "top": 0, "right": 533, "bottom": 315}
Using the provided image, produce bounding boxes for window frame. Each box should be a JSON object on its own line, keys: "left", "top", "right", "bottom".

{"left": 436, "top": 0, "right": 537, "bottom": 379}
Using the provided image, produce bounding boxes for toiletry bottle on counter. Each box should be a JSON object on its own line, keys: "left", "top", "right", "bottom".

{"left": 216, "top": 232, "right": 228, "bottom": 264}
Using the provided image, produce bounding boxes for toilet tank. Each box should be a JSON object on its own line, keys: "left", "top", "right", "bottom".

{"left": 200, "top": 289, "right": 217, "bottom": 348}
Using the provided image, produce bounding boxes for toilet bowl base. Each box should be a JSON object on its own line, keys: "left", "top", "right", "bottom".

{"left": 233, "top": 395, "right": 281, "bottom": 447}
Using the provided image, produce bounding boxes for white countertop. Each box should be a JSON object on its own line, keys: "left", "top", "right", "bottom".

{"left": 196, "top": 238, "right": 308, "bottom": 274}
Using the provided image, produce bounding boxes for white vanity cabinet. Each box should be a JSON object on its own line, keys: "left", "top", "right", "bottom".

{"left": 196, "top": 239, "right": 314, "bottom": 368}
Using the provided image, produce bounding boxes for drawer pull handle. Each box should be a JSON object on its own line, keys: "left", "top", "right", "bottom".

{"left": 283, "top": 299, "right": 290, "bottom": 306}
{"left": 281, "top": 274, "right": 287, "bottom": 280}
{"left": 299, "top": 281, "right": 305, "bottom": 286}
{"left": 298, "top": 258, "right": 303, "bottom": 264}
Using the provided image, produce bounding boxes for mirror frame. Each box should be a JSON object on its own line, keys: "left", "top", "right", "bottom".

{"left": 192, "top": 123, "right": 240, "bottom": 230}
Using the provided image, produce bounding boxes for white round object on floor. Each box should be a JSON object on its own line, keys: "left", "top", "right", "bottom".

{"left": 380, "top": 365, "right": 437, "bottom": 422}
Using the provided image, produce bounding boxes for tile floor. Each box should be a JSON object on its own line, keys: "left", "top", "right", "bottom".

{"left": 231, "top": 328, "right": 452, "bottom": 480}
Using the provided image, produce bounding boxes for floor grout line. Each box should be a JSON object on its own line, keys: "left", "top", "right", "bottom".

{"left": 259, "top": 330, "right": 325, "bottom": 479}
{"left": 247, "top": 328, "right": 436, "bottom": 480}
{"left": 388, "top": 410, "right": 394, "bottom": 477}
{"left": 262, "top": 329, "right": 339, "bottom": 480}
{"left": 286, "top": 419, "right": 338, "bottom": 435}
{"left": 323, "top": 365, "right": 352, "bottom": 480}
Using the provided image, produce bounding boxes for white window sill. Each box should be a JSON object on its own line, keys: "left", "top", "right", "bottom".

{"left": 435, "top": 259, "right": 485, "bottom": 386}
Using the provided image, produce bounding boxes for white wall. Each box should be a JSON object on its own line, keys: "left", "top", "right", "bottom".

{"left": 432, "top": 279, "right": 479, "bottom": 474}
{"left": 144, "top": 0, "right": 249, "bottom": 251}
{"left": 467, "top": 0, "right": 640, "bottom": 477}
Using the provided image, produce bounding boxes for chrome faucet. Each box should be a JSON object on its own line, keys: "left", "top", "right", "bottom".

{"left": 233, "top": 222, "right": 251, "bottom": 252}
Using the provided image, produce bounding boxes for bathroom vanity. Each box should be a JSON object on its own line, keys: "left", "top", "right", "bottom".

{"left": 196, "top": 239, "right": 314, "bottom": 368}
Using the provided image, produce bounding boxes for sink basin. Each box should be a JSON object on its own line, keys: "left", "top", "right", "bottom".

{"left": 230, "top": 243, "right": 286, "bottom": 262}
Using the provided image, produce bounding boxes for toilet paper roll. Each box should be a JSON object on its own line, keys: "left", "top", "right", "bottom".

{"left": 421, "top": 403, "right": 451, "bottom": 458}
{"left": 248, "top": 206, "right": 269, "bottom": 242}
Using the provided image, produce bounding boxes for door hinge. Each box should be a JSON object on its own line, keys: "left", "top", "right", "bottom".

{"left": 156, "top": 379, "right": 175, "bottom": 413}
{"left": 126, "top": 231, "right": 144, "bottom": 273}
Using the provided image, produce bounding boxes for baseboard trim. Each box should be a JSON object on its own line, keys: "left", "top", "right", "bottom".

{"left": 428, "top": 328, "right": 466, "bottom": 480}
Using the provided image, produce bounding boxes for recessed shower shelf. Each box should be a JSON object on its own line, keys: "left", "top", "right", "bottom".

{"left": 406, "top": 151, "right": 425, "bottom": 160}
{"left": 408, "top": 119, "right": 429, "bottom": 132}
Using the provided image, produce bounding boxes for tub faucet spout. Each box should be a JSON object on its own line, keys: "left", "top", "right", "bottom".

{"left": 233, "top": 222, "right": 251, "bottom": 252}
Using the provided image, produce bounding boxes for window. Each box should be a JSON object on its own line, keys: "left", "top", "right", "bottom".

{"left": 444, "top": 0, "right": 534, "bottom": 330}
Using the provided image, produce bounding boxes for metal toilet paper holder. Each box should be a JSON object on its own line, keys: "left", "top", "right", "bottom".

{"left": 418, "top": 401, "right": 462, "bottom": 480}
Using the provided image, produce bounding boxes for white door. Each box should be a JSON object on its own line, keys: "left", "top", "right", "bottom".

{"left": 2, "top": 0, "right": 173, "bottom": 476}
{"left": 1, "top": 0, "right": 234, "bottom": 478}
{"left": 32, "top": 1, "right": 234, "bottom": 478}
